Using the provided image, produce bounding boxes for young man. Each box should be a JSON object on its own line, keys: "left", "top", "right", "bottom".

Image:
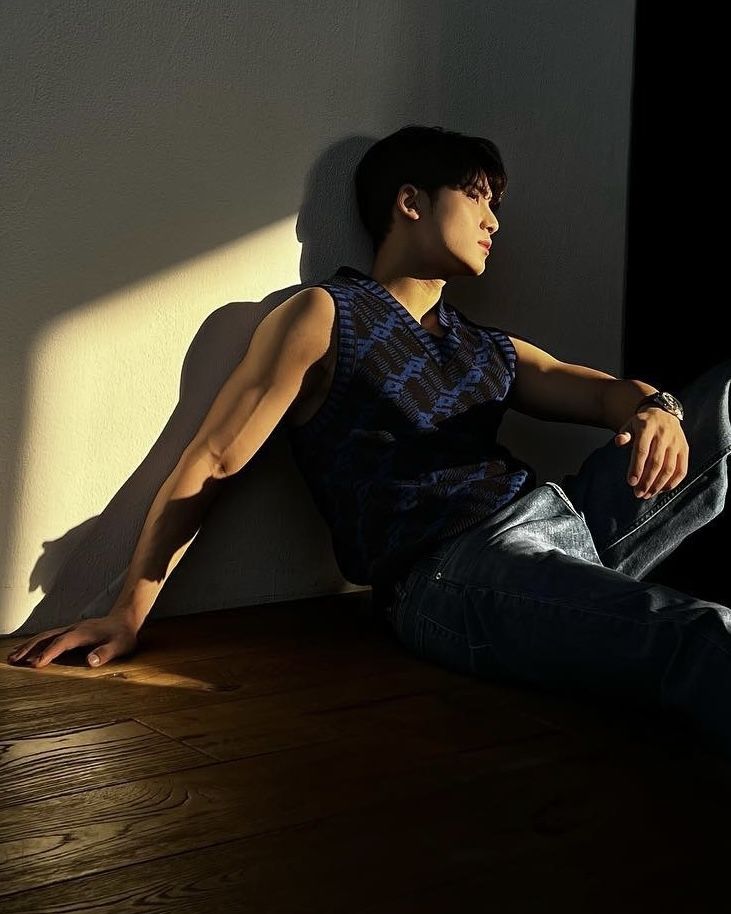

{"left": 9, "top": 126, "right": 731, "bottom": 760}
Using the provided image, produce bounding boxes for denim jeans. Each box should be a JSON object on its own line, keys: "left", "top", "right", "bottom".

{"left": 380, "top": 358, "right": 731, "bottom": 757}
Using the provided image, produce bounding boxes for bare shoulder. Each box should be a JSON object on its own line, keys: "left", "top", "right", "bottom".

{"left": 272, "top": 286, "right": 338, "bottom": 427}
{"left": 292, "top": 283, "right": 336, "bottom": 315}
{"left": 254, "top": 285, "right": 336, "bottom": 375}
{"left": 273, "top": 285, "right": 336, "bottom": 342}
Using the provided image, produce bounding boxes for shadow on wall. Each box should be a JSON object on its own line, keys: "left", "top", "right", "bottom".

{"left": 14, "top": 135, "right": 379, "bottom": 637}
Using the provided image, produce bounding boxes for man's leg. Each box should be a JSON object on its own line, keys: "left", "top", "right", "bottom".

{"left": 559, "top": 357, "right": 731, "bottom": 582}
{"left": 386, "top": 479, "right": 731, "bottom": 759}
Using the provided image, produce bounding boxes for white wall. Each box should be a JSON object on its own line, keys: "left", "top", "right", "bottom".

{"left": 1, "top": 0, "right": 635, "bottom": 635}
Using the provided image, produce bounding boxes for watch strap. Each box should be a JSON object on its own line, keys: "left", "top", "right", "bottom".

{"left": 634, "top": 391, "right": 683, "bottom": 420}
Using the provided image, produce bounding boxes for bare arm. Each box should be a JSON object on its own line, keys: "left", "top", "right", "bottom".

{"left": 506, "top": 335, "right": 659, "bottom": 432}
{"left": 507, "top": 335, "right": 618, "bottom": 427}
{"left": 8, "top": 285, "right": 335, "bottom": 667}
{"left": 108, "top": 443, "right": 222, "bottom": 630}
{"left": 113, "top": 284, "right": 335, "bottom": 628}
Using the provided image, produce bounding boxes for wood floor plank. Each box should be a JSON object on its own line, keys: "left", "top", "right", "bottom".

{"left": 0, "top": 725, "right": 581, "bottom": 896}
{"left": 134, "top": 675, "right": 555, "bottom": 762}
{"left": 0, "top": 719, "right": 216, "bottom": 809}
{"left": 0, "top": 670, "right": 554, "bottom": 809}
{"left": 1, "top": 735, "right": 727, "bottom": 913}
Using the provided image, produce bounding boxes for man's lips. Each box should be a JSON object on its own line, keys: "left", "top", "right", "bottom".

{"left": 478, "top": 241, "right": 492, "bottom": 251}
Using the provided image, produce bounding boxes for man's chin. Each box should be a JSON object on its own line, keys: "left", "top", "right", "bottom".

{"left": 442, "top": 252, "right": 486, "bottom": 279}
{"left": 450, "top": 255, "right": 484, "bottom": 275}
{"left": 467, "top": 249, "right": 489, "bottom": 274}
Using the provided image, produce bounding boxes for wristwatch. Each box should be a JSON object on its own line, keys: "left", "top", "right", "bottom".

{"left": 634, "top": 390, "right": 684, "bottom": 421}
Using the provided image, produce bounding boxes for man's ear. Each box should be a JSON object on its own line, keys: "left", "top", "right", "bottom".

{"left": 397, "top": 184, "right": 421, "bottom": 219}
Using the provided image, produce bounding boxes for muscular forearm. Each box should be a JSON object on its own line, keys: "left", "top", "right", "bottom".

{"left": 602, "top": 378, "right": 660, "bottom": 433}
{"left": 110, "top": 445, "right": 224, "bottom": 629}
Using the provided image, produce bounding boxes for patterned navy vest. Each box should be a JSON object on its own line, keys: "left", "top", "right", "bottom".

{"left": 286, "top": 265, "right": 537, "bottom": 589}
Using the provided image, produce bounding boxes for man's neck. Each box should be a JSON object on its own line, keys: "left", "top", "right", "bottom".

{"left": 367, "top": 261, "right": 446, "bottom": 324}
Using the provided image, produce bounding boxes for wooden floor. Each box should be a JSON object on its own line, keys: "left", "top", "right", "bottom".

{"left": 2, "top": 590, "right": 731, "bottom": 913}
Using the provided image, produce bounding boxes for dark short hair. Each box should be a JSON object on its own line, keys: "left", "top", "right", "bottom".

{"left": 354, "top": 124, "right": 507, "bottom": 255}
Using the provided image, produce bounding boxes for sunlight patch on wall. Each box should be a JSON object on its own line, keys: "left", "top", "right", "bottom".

{"left": 4, "top": 216, "right": 300, "bottom": 629}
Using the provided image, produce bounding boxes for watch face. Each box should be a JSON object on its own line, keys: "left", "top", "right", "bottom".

{"left": 661, "top": 392, "right": 683, "bottom": 417}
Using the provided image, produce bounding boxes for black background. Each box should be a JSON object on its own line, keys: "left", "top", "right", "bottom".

{"left": 624, "top": 2, "right": 726, "bottom": 604}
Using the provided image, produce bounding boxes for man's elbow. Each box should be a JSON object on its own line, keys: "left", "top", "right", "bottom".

{"left": 181, "top": 440, "right": 229, "bottom": 481}
{"left": 207, "top": 385, "right": 297, "bottom": 478}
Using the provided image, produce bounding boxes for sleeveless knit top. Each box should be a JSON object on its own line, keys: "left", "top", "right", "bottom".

{"left": 286, "top": 265, "right": 537, "bottom": 588}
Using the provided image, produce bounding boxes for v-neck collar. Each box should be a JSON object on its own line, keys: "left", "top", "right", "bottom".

{"left": 334, "top": 265, "right": 460, "bottom": 364}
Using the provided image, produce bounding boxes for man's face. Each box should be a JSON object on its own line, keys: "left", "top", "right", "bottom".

{"left": 426, "top": 179, "right": 499, "bottom": 276}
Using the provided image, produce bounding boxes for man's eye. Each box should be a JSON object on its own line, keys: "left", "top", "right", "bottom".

{"left": 468, "top": 190, "right": 494, "bottom": 206}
